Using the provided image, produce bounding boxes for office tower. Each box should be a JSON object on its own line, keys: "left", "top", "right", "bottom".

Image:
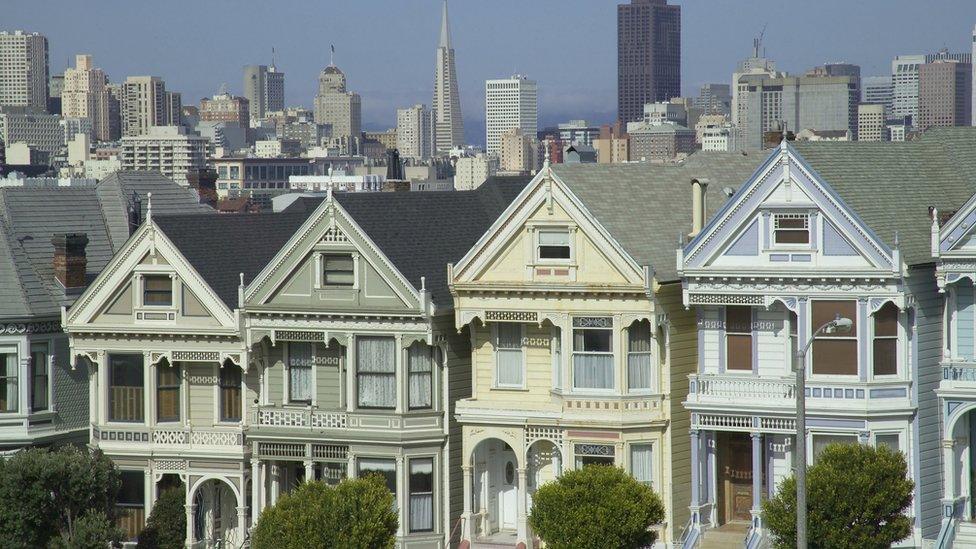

{"left": 313, "top": 57, "right": 362, "bottom": 152}
{"left": 498, "top": 128, "right": 538, "bottom": 173}
{"left": 696, "top": 83, "right": 731, "bottom": 115}
{"left": 121, "top": 76, "right": 169, "bottom": 136}
{"left": 862, "top": 76, "right": 894, "bottom": 117}
{"left": 107, "top": 83, "right": 122, "bottom": 140}
{"left": 243, "top": 63, "right": 285, "bottom": 120}
{"left": 47, "top": 73, "right": 63, "bottom": 114}
{"left": 432, "top": 0, "right": 464, "bottom": 152}
{"left": 62, "top": 54, "right": 112, "bottom": 141}
{"left": 857, "top": 103, "right": 886, "bottom": 141}
{"left": 485, "top": 74, "right": 537, "bottom": 156}
{"left": 731, "top": 36, "right": 781, "bottom": 136}
{"left": 973, "top": 25, "right": 976, "bottom": 125}
{"left": 617, "top": 0, "right": 681, "bottom": 124}
{"left": 164, "top": 91, "right": 182, "bottom": 126}
{"left": 556, "top": 120, "right": 601, "bottom": 147}
{"left": 926, "top": 47, "right": 972, "bottom": 64}
{"left": 917, "top": 59, "right": 972, "bottom": 130}
{"left": 200, "top": 91, "right": 250, "bottom": 127}
{"left": 891, "top": 55, "right": 925, "bottom": 123}
{"left": 120, "top": 126, "right": 207, "bottom": 187}
{"left": 0, "top": 107, "right": 63, "bottom": 154}
{"left": 807, "top": 63, "right": 861, "bottom": 97}
{"left": 396, "top": 104, "right": 433, "bottom": 160}
{"left": 0, "top": 30, "right": 49, "bottom": 111}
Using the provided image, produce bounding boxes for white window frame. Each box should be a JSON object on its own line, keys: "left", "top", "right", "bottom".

{"left": 628, "top": 442, "right": 655, "bottom": 488}
{"left": 869, "top": 302, "right": 901, "bottom": 380}
{"left": 536, "top": 228, "right": 574, "bottom": 263}
{"left": 770, "top": 211, "right": 812, "bottom": 249}
{"left": 872, "top": 431, "right": 903, "bottom": 454}
{"left": 315, "top": 251, "right": 360, "bottom": 290}
{"left": 571, "top": 316, "right": 616, "bottom": 393}
{"left": 0, "top": 344, "right": 19, "bottom": 414}
{"left": 28, "top": 340, "right": 52, "bottom": 414}
{"left": 407, "top": 456, "right": 436, "bottom": 534}
{"left": 493, "top": 323, "right": 526, "bottom": 389}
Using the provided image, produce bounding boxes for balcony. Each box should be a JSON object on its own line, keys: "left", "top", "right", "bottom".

{"left": 249, "top": 405, "right": 443, "bottom": 439}
{"left": 455, "top": 392, "right": 665, "bottom": 427}
{"left": 252, "top": 407, "right": 348, "bottom": 429}
{"left": 92, "top": 423, "right": 245, "bottom": 455}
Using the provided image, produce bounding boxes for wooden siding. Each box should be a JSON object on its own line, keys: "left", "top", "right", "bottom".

{"left": 188, "top": 363, "right": 215, "bottom": 426}
{"left": 701, "top": 307, "right": 721, "bottom": 372}
{"left": 472, "top": 322, "right": 557, "bottom": 409}
{"left": 265, "top": 345, "right": 284, "bottom": 405}
{"left": 314, "top": 342, "right": 342, "bottom": 409}
{"left": 756, "top": 307, "right": 788, "bottom": 376}
{"left": 438, "top": 313, "right": 471, "bottom": 537}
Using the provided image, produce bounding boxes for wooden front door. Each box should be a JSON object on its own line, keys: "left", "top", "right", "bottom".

{"left": 717, "top": 432, "right": 753, "bottom": 524}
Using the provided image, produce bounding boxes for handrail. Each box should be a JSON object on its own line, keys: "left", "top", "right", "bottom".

{"left": 677, "top": 516, "right": 699, "bottom": 549}
{"left": 447, "top": 516, "right": 463, "bottom": 546}
{"left": 934, "top": 517, "right": 955, "bottom": 549}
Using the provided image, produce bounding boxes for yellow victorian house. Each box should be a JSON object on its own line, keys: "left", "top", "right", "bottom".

{"left": 450, "top": 154, "right": 764, "bottom": 548}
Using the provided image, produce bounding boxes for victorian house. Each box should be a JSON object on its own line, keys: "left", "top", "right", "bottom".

{"left": 680, "top": 130, "right": 976, "bottom": 548}
{"left": 64, "top": 177, "right": 529, "bottom": 547}
{"left": 0, "top": 172, "right": 208, "bottom": 456}
{"left": 449, "top": 153, "right": 763, "bottom": 548}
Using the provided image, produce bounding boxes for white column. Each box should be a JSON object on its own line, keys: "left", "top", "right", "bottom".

{"left": 184, "top": 503, "right": 196, "bottom": 549}
{"left": 251, "top": 459, "right": 262, "bottom": 524}
{"left": 346, "top": 336, "right": 356, "bottom": 412}
{"left": 347, "top": 452, "right": 356, "bottom": 479}
{"left": 516, "top": 466, "right": 528, "bottom": 544}
{"left": 240, "top": 365, "right": 248, "bottom": 426}
{"left": 181, "top": 362, "right": 190, "bottom": 428}
{"left": 396, "top": 455, "right": 405, "bottom": 537}
{"left": 751, "top": 432, "right": 763, "bottom": 529}
{"left": 944, "top": 439, "right": 955, "bottom": 500}
{"left": 270, "top": 463, "right": 281, "bottom": 506}
{"left": 395, "top": 335, "right": 404, "bottom": 414}
{"left": 98, "top": 351, "right": 109, "bottom": 422}
{"left": 304, "top": 460, "right": 315, "bottom": 482}
{"left": 236, "top": 506, "right": 248, "bottom": 541}
{"left": 461, "top": 465, "right": 473, "bottom": 541}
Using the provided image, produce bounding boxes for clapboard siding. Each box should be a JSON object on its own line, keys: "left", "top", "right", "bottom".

{"left": 439, "top": 313, "right": 471, "bottom": 541}
{"left": 957, "top": 280, "right": 975, "bottom": 360}
{"left": 265, "top": 345, "right": 284, "bottom": 405}
{"left": 756, "top": 307, "right": 788, "bottom": 376}
{"left": 188, "top": 363, "right": 215, "bottom": 426}
{"left": 660, "top": 282, "right": 693, "bottom": 539}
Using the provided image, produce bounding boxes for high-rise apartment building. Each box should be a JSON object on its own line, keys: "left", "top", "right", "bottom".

{"left": 485, "top": 74, "right": 538, "bottom": 156}
{"left": 917, "top": 60, "right": 972, "bottom": 130}
{"left": 617, "top": 0, "right": 681, "bottom": 124}
{"left": 47, "top": 73, "right": 63, "bottom": 114}
{"left": 972, "top": 25, "right": 976, "bottom": 125}
{"left": 62, "top": 55, "right": 112, "bottom": 141}
{"left": 243, "top": 64, "right": 285, "bottom": 120}
{"left": 165, "top": 91, "right": 182, "bottom": 127}
{"left": 121, "top": 76, "right": 176, "bottom": 137}
{"left": 120, "top": 125, "right": 207, "bottom": 187}
{"left": 396, "top": 104, "right": 433, "bottom": 160}
{"left": 432, "top": 0, "right": 464, "bottom": 153}
{"left": 313, "top": 61, "right": 362, "bottom": 151}
{"left": 498, "top": 128, "right": 538, "bottom": 173}
{"left": 0, "top": 107, "right": 62, "bottom": 155}
{"left": 861, "top": 75, "right": 894, "bottom": 117}
{"left": 891, "top": 55, "right": 925, "bottom": 123}
{"left": 0, "top": 31, "right": 49, "bottom": 112}
{"left": 200, "top": 92, "right": 250, "bottom": 127}
{"left": 857, "top": 103, "right": 887, "bottom": 141}
{"left": 731, "top": 40, "right": 781, "bottom": 142}
{"left": 696, "top": 83, "right": 731, "bottom": 115}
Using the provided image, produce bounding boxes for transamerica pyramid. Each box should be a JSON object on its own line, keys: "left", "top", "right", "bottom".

{"left": 432, "top": 0, "right": 464, "bottom": 153}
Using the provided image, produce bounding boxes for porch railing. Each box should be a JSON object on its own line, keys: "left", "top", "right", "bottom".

{"left": 252, "top": 407, "right": 348, "bottom": 429}
{"left": 93, "top": 424, "right": 243, "bottom": 448}
{"left": 689, "top": 374, "right": 795, "bottom": 401}
{"left": 943, "top": 362, "right": 976, "bottom": 382}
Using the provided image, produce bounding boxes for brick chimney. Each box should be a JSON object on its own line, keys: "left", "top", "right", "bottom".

{"left": 52, "top": 233, "right": 89, "bottom": 290}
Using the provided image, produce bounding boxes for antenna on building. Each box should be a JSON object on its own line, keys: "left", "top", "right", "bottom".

{"left": 271, "top": 46, "right": 277, "bottom": 68}
{"left": 329, "top": 44, "right": 335, "bottom": 67}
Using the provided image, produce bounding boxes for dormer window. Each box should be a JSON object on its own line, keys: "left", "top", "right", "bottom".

{"left": 322, "top": 254, "right": 355, "bottom": 286}
{"left": 773, "top": 213, "right": 810, "bottom": 245}
{"left": 538, "top": 230, "right": 572, "bottom": 260}
{"left": 142, "top": 275, "right": 172, "bottom": 306}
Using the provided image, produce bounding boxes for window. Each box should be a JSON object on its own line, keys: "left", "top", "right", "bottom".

{"left": 142, "top": 275, "right": 172, "bottom": 306}
{"left": 876, "top": 433, "right": 900, "bottom": 453}
{"left": 552, "top": 327, "right": 562, "bottom": 390}
{"left": 873, "top": 303, "right": 898, "bottom": 376}
{"left": 495, "top": 324, "right": 524, "bottom": 387}
{"left": 29, "top": 342, "right": 48, "bottom": 412}
{"left": 538, "top": 230, "right": 571, "bottom": 260}
{"left": 358, "top": 458, "right": 396, "bottom": 493}
{"left": 288, "top": 343, "right": 313, "bottom": 403}
{"left": 725, "top": 307, "right": 753, "bottom": 371}
{"left": 408, "top": 343, "right": 433, "bottom": 409}
{"left": 575, "top": 443, "right": 615, "bottom": 468}
{"left": 630, "top": 444, "right": 653, "bottom": 486}
{"left": 319, "top": 462, "right": 347, "bottom": 485}
{"left": 110, "top": 354, "right": 144, "bottom": 422}
{"left": 773, "top": 213, "right": 810, "bottom": 245}
{"left": 409, "top": 458, "right": 434, "bottom": 533}
{"left": 156, "top": 361, "right": 180, "bottom": 422}
{"left": 117, "top": 471, "right": 145, "bottom": 541}
{"left": 322, "top": 254, "right": 355, "bottom": 286}
{"left": 0, "top": 350, "right": 17, "bottom": 412}
{"left": 357, "top": 337, "right": 396, "bottom": 409}
{"left": 789, "top": 310, "right": 799, "bottom": 363}
{"left": 812, "top": 434, "right": 856, "bottom": 463}
{"left": 220, "top": 365, "right": 242, "bottom": 422}
{"left": 811, "top": 301, "right": 858, "bottom": 375}
{"left": 628, "top": 320, "right": 654, "bottom": 390}
{"left": 573, "top": 317, "right": 614, "bottom": 390}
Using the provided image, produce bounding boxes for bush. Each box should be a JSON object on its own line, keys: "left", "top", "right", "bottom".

{"left": 0, "top": 446, "right": 122, "bottom": 548}
{"left": 251, "top": 475, "right": 398, "bottom": 549}
{"left": 137, "top": 484, "right": 186, "bottom": 549}
{"left": 762, "top": 443, "right": 914, "bottom": 549}
{"left": 528, "top": 465, "right": 665, "bottom": 549}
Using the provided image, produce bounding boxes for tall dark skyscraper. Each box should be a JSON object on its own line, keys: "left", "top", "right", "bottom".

{"left": 617, "top": 0, "right": 681, "bottom": 124}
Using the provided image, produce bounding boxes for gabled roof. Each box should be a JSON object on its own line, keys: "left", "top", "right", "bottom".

{"left": 793, "top": 127, "right": 976, "bottom": 266}
{"left": 551, "top": 152, "right": 767, "bottom": 283}
{"left": 0, "top": 174, "right": 211, "bottom": 321}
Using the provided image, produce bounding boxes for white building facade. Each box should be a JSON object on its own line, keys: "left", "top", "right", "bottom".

{"left": 120, "top": 126, "right": 207, "bottom": 187}
{"left": 396, "top": 104, "right": 433, "bottom": 161}
{"left": 485, "top": 75, "right": 538, "bottom": 157}
{"left": 0, "top": 30, "right": 48, "bottom": 112}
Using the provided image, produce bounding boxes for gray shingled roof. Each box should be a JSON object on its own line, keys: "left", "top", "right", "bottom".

{"left": 793, "top": 127, "right": 976, "bottom": 267}
{"left": 0, "top": 173, "right": 212, "bottom": 321}
{"left": 552, "top": 152, "right": 767, "bottom": 283}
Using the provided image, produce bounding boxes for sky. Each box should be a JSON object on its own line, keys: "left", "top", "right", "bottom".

{"left": 6, "top": 0, "right": 975, "bottom": 145}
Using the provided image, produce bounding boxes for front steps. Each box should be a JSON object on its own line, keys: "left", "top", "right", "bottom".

{"left": 699, "top": 523, "right": 749, "bottom": 549}
{"left": 956, "top": 521, "right": 976, "bottom": 547}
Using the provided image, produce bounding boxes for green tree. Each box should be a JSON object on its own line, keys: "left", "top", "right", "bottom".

{"left": 762, "top": 443, "right": 914, "bottom": 549}
{"left": 137, "top": 483, "right": 186, "bottom": 549}
{"left": 528, "top": 465, "right": 665, "bottom": 549}
{"left": 0, "top": 446, "right": 123, "bottom": 548}
{"left": 251, "top": 475, "right": 398, "bottom": 549}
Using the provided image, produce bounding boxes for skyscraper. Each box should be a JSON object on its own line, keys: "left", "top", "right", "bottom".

{"left": 243, "top": 62, "right": 285, "bottom": 120}
{"left": 862, "top": 75, "right": 894, "bottom": 117}
{"left": 0, "top": 30, "right": 49, "bottom": 112}
{"left": 121, "top": 76, "right": 179, "bottom": 137}
{"left": 432, "top": 0, "right": 464, "bottom": 152}
{"left": 972, "top": 25, "right": 976, "bottom": 125}
{"left": 396, "top": 104, "right": 433, "bottom": 160}
{"left": 617, "top": 0, "right": 681, "bottom": 124}
{"left": 917, "top": 59, "right": 972, "bottom": 130}
{"left": 61, "top": 54, "right": 112, "bottom": 141}
{"left": 313, "top": 55, "right": 362, "bottom": 153}
{"left": 891, "top": 55, "right": 925, "bottom": 123}
{"left": 485, "top": 75, "right": 538, "bottom": 156}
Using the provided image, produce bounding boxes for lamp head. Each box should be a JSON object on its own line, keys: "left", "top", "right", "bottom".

{"left": 826, "top": 315, "right": 854, "bottom": 335}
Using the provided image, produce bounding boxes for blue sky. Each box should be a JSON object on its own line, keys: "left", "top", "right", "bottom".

{"left": 6, "top": 0, "right": 975, "bottom": 144}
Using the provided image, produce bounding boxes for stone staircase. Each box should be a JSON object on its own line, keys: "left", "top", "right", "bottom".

{"left": 699, "top": 523, "right": 749, "bottom": 549}
{"left": 956, "top": 521, "right": 976, "bottom": 547}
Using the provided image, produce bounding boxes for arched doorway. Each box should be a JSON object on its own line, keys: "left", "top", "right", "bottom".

{"left": 471, "top": 438, "right": 520, "bottom": 539}
{"left": 526, "top": 439, "right": 562, "bottom": 512}
{"left": 188, "top": 478, "right": 243, "bottom": 548}
{"left": 948, "top": 408, "right": 976, "bottom": 520}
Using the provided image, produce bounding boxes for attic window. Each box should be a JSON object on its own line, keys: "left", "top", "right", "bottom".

{"left": 773, "top": 213, "right": 810, "bottom": 245}
{"left": 323, "top": 254, "right": 355, "bottom": 286}
{"left": 143, "top": 275, "right": 173, "bottom": 306}
{"left": 538, "top": 230, "right": 572, "bottom": 260}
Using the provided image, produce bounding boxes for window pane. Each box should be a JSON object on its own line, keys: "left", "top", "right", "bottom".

{"left": 497, "top": 350, "right": 523, "bottom": 386}
{"left": 409, "top": 458, "right": 434, "bottom": 533}
{"left": 874, "top": 303, "right": 898, "bottom": 337}
{"left": 323, "top": 254, "right": 355, "bottom": 286}
{"left": 775, "top": 230, "right": 809, "bottom": 244}
{"left": 876, "top": 434, "right": 900, "bottom": 452}
{"left": 220, "top": 366, "right": 242, "bottom": 422}
{"left": 630, "top": 444, "right": 653, "bottom": 485}
{"left": 143, "top": 275, "right": 172, "bottom": 306}
{"left": 539, "top": 246, "right": 571, "bottom": 259}
{"left": 358, "top": 458, "right": 396, "bottom": 493}
{"left": 408, "top": 343, "right": 433, "bottom": 409}
{"left": 873, "top": 339, "right": 897, "bottom": 376}
{"left": 538, "top": 231, "right": 570, "bottom": 246}
{"left": 496, "top": 324, "right": 522, "bottom": 349}
{"left": 628, "top": 352, "right": 653, "bottom": 390}
{"left": 30, "top": 344, "right": 48, "bottom": 412}
{"left": 289, "top": 343, "right": 313, "bottom": 402}
{"left": 0, "top": 352, "right": 18, "bottom": 412}
{"left": 117, "top": 471, "right": 145, "bottom": 541}
{"left": 573, "top": 354, "right": 613, "bottom": 389}
{"left": 357, "top": 337, "right": 395, "bottom": 408}
{"left": 812, "top": 434, "right": 856, "bottom": 463}
{"left": 156, "top": 364, "right": 180, "bottom": 422}
{"left": 727, "top": 334, "right": 753, "bottom": 371}
{"left": 812, "top": 301, "right": 857, "bottom": 334}
{"left": 725, "top": 306, "right": 752, "bottom": 335}
{"left": 812, "top": 339, "right": 857, "bottom": 375}
{"left": 110, "top": 354, "right": 144, "bottom": 422}
{"left": 574, "top": 329, "right": 612, "bottom": 352}
{"left": 628, "top": 320, "right": 652, "bottom": 352}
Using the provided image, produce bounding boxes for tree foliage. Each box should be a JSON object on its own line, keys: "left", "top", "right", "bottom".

{"left": 137, "top": 483, "right": 186, "bottom": 549}
{"left": 528, "top": 465, "right": 665, "bottom": 549}
{"left": 251, "top": 475, "right": 398, "bottom": 549}
{"left": 0, "top": 446, "right": 123, "bottom": 548}
{"left": 762, "top": 443, "right": 914, "bottom": 549}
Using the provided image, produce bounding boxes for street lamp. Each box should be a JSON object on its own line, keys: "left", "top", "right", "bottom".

{"left": 793, "top": 313, "right": 853, "bottom": 549}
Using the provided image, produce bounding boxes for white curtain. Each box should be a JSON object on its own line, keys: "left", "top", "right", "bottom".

{"left": 630, "top": 445, "right": 653, "bottom": 486}
{"left": 573, "top": 354, "right": 613, "bottom": 389}
{"left": 409, "top": 459, "right": 434, "bottom": 532}
{"left": 357, "top": 337, "right": 396, "bottom": 408}
{"left": 408, "top": 343, "right": 433, "bottom": 409}
{"left": 1, "top": 353, "right": 17, "bottom": 412}
{"left": 496, "top": 324, "right": 523, "bottom": 386}
{"left": 288, "top": 343, "right": 313, "bottom": 402}
{"left": 552, "top": 328, "right": 562, "bottom": 390}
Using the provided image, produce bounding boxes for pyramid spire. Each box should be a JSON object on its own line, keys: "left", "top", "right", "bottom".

{"left": 439, "top": 0, "right": 451, "bottom": 49}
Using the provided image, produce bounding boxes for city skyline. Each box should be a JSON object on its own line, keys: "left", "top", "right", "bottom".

{"left": 4, "top": 0, "right": 974, "bottom": 145}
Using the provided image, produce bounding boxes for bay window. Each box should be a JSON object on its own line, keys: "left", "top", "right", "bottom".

{"left": 725, "top": 306, "right": 752, "bottom": 371}
{"left": 288, "top": 343, "right": 313, "bottom": 403}
{"left": 627, "top": 320, "right": 653, "bottom": 390}
{"left": 573, "top": 317, "right": 613, "bottom": 390}
{"left": 358, "top": 458, "right": 396, "bottom": 493}
{"left": 408, "top": 342, "right": 433, "bottom": 409}
{"left": 575, "top": 443, "right": 615, "bottom": 468}
{"left": 409, "top": 458, "right": 434, "bottom": 533}
{"left": 110, "top": 354, "right": 144, "bottom": 422}
{"left": 495, "top": 324, "right": 524, "bottom": 387}
{"left": 29, "top": 342, "right": 48, "bottom": 412}
{"left": 811, "top": 300, "right": 858, "bottom": 375}
{"left": 0, "top": 349, "right": 17, "bottom": 413}
{"left": 873, "top": 303, "right": 898, "bottom": 376}
{"left": 156, "top": 361, "right": 180, "bottom": 422}
{"left": 220, "top": 365, "right": 242, "bottom": 422}
{"left": 630, "top": 444, "right": 654, "bottom": 487}
{"left": 357, "top": 337, "right": 396, "bottom": 409}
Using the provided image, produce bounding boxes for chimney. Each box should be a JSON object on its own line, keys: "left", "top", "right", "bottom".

{"left": 52, "top": 233, "right": 89, "bottom": 290}
{"left": 690, "top": 178, "right": 709, "bottom": 238}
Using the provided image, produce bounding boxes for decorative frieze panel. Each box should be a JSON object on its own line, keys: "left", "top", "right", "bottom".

{"left": 691, "top": 413, "right": 796, "bottom": 434}
{"left": 525, "top": 426, "right": 562, "bottom": 448}
{"left": 321, "top": 226, "right": 349, "bottom": 243}
{"left": 274, "top": 330, "right": 325, "bottom": 342}
{"left": 257, "top": 442, "right": 305, "bottom": 459}
{"left": 485, "top": 310, "right": 538, "bottom": 323}
{"left": 152, "top": 429, "right": 189, "bottom": 445}
{"left": 688, "top": 293, "right": 765, "bottom": 306}
{"left": 172, "top": 350, "right": 220, "bottom": 362}
{"left": 312, "top": 444, "right": 348, "bottom": 460}
{"left": 253, "top": 408, "right": 348, "bottom": 429}
{"left": 310, "top": 411, "right": 347, "bottom": 429}
{"left": 94, "top": 428, "right": 150, "bottom": 443}
{"left": 152, "top": 459, "right": 187, "bottom": 471}
{"left": 0, "top": 320, "right": 60, "bottom": 335}
{"left": 189, "top": 430, "right": 242, "bottom": 446}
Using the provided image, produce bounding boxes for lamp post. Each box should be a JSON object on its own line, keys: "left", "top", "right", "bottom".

{"left": 793, "top": 314, "right": 853, "bottom": 549}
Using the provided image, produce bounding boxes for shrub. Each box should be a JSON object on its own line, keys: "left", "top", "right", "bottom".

{"left": 137, "top": 484, "right": 186, "bottom": 549}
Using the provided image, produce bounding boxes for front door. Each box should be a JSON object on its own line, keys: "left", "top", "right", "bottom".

{"left": 717, "top": 432, "right": 753, "bottom": 524}
{"left": 498, "top": 451, "right": 518, "bottom": 530}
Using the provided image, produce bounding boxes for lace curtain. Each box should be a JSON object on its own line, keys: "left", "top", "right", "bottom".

{"left": 0, "top": 353, "right": 17, "bottom": 412}
{"left": 288, "top": 343, "right": 314, "bottom": 402}
{"left": 630, "top": 444, "right": 653, "bottom": 486}
{"left": 628, "top": 321, "right": 653, "bottom": 390}
{"left": 357, "top": 337, "right": 396, "bottom": 408}
{"left": 496, "top": 324, "right": 523, "bottom": 386}
{"left": 408, "top": 343, "right": 433, "bottom": 409}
